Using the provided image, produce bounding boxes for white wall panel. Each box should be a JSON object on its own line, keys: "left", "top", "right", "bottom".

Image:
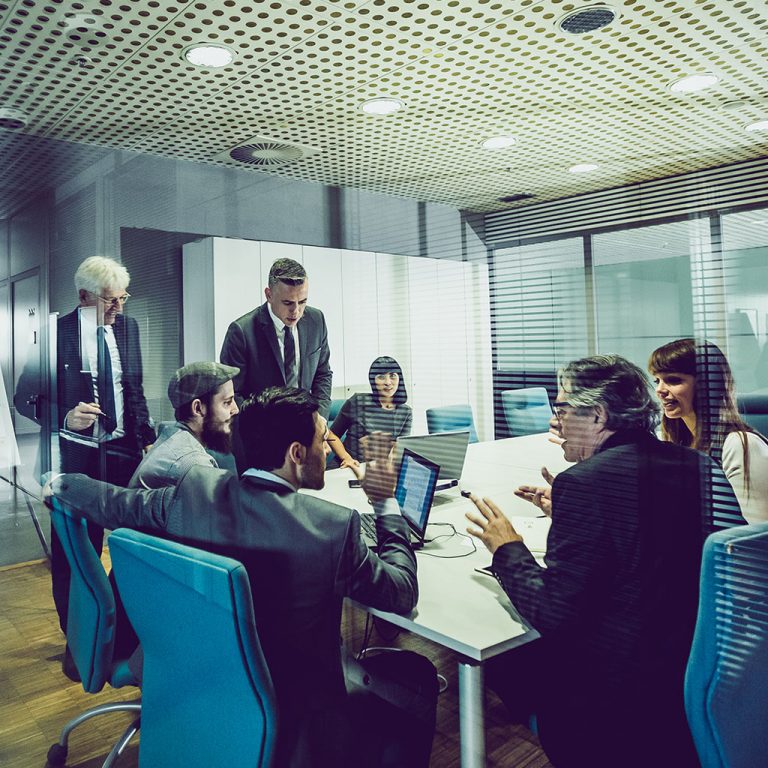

{"left": 302, "top": 246, "right": 344, "bottom": 394}
{"left": 340, "top": 249, "right": 378, "bottom": 398}
{"left": 213, "top": 238, "right": 261, "bottom": 361}
{"left": 375, "top": 252, "right": 412, "bottom": 382}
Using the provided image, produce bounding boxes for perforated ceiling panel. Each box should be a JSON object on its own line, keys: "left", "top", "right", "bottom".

{"left": 1, "top": 0, "right": 767, "bottom": 213}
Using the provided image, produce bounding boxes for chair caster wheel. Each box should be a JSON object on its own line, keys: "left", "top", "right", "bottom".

{"left": 47, "top": 742, "right": 68, "bottom": 765}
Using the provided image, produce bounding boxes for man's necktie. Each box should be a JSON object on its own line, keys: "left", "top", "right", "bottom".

{"left": 96, "top": 326, "right": 118, "bottom": 434}
{"left": 283, "top": 325, "right": 298, "bottom": 387}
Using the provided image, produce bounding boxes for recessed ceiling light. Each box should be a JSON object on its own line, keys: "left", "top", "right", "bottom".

{"left": 568, "top": 163, "right": 599, "bottom": 173}
{"left": 360, "top": 97, "right": 405, "bottom": 116}
{"left": 668, "top": 72, "right": 720, "bottom": 94}
{"left": 481, "top": 135, "right": 518, "bottom": 150}
{"left": 745, "top": 120, "right": 768, "bottom": 133}
{"left": 182, "top": 43, "right": 236, "bottom": 68}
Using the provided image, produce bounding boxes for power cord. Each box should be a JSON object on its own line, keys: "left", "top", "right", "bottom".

{"left": 420, "top": 522, "right": 477, "bottom": 558}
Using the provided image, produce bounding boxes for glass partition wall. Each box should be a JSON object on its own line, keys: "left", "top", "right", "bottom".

{"left": 490, "top": 206, "right": 768, "bottom": 423}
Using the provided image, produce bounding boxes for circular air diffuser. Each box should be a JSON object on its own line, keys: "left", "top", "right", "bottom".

{"left": 557, "top": 5, "right": 618, "bottom": 35}
{"left": 229, "top": 142, "right": 306, "bottom": 167}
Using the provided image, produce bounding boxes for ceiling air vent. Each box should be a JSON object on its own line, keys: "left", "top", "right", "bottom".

{"left": 557, "top": 5, "right": 618, "bottom": 35}
{"left": 217, "top": 136, "right": 321, "bottom": 168}
{"left": 498, "top": 193, "right": 535, "bottom": 204}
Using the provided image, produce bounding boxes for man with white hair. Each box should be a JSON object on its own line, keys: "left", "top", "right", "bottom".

{"left": 54, "top": 255, "right": 155, "bottom": 678}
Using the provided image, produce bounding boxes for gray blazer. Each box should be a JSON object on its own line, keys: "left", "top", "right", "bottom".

{"left": 220, "top": 302, "right": 332, "bottom": 416}
{"left": 52, "top": 467, "right": 417, "bottom": 759}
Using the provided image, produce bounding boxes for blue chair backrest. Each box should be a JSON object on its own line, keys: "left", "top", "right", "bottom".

{"left": 108, "top": 528, "right": 277, "bottom": 768}
{"left": 328, "top": 397, "right": 345, "bottom": 425}
{"left": 501, "top": 387, "right": 553, "bottom": 436}
{"left": 50, "top": 499, "right": 116, "bottom": 694}
{"left": 737, "top": 394, "right": 768, "bottom": 436}
{"left": 426, "top": 404, "right": 479, "bottom": 443}
{"left": 685, "top": 522, "right": 768, "bottom": 768}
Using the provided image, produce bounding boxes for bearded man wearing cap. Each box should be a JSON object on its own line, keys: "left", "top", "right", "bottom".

{"left": 128, "top": 362, "right": 239, "bottom": 489}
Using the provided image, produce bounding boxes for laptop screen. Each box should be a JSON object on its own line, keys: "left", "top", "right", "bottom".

{"left": 395, "top": 448, "right": 440, "bottom": 538}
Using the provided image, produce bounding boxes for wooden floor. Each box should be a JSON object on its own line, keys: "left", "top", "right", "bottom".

{"left": 0, "top": 555, "right": 552, "bottom": 768}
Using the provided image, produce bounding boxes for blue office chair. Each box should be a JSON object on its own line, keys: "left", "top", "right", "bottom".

{"left": 685, "top": 522, "right": 768, "bottom": 768}
{"left": 328, "top": 397, "right": 345, "bottom": 424}
{"left": 737, "top": 393, "right": 768, "bottom": 436}
{"left": 47, "top": 500, "right": 141, "bottom": 767}
{"left": 426, "top": 404, "right": 479, "bottom": 443}
{"left": 108, "top": 528, "right": 277, "bottom": 767}
{"left": 501, "top": 387, "right": 553, "bottom": 436}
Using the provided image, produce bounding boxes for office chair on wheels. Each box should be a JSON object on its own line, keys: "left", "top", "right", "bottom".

{"left": 685, "top": 522, "right": 768, "bottom": 768}
{"left": 47, "top": 500, "right": 141, "bottom": 767}
{"left": 108, "top": 528, "right": 277, "bottom": 767}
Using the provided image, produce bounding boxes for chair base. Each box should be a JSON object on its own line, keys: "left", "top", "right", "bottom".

{"left": 47, "top": 700, "right": 141, "bottom": 767}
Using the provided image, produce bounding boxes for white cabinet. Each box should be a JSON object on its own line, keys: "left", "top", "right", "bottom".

{"left": 182, "top": 238, "right": 492, "bottom": 439}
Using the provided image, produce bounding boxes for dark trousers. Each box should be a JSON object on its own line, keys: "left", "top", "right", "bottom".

{"left": 52, "top": 437, "right": 141, "bottom": 633}
{"left": 486, "top": 640, "right": 699, "bottom": 768}
{"left": 288, "top": 650, "right": 439, "bottom": 768}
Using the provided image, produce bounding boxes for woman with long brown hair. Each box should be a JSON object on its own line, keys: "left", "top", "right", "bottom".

{"left": 649, "top": 338, "right": 768, "bottom": 523}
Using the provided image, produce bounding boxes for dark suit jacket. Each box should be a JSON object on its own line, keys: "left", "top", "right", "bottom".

{"left": 492, "top": 430, "right": 743, "bottom": 767}
{"left": 220, "top": 302, "right": 332, "bottom": 416}
{"left": 52, "top": 467, "right": 417, "bottom": 762}
{"left": 56, "top": 308, "right": 155, "bottom": 453}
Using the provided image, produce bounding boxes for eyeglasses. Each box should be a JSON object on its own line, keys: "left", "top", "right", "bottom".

{"left": 553, "top": 401, "right": 575, "bottom": 421}
{"left": 95, "top": 292, "right": 131, "bottom": 306}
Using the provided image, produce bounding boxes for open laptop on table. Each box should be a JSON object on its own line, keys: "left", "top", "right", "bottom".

{"left": 395, "top": 430, "right": 471, "bottom": 490}
{"left": 359, "top": 448, "right": 440, "bottom": 550}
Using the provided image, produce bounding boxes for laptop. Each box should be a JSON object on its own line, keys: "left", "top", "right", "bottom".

{"left": 395, "top": 430, "right": 471, "bottom": 483}
{"left": 360, "top": 448, "right": 440, "bottom": 550}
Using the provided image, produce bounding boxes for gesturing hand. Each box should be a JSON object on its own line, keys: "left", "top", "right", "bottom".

{"left": 514, "top": 466, "right": 555, "bottom": 517}
{"left": 360, "top": 432, "right": 397, "bottom": 503}
{"left": 465, "top": 494, "right": 522, "bottom": 555}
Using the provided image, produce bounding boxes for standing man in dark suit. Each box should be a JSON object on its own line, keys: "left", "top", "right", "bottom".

{"left": 465, "top": 355, "right": 743, "bottom": 768}
{"left": 49, "top": 387, "right": 437, "bottom": 767}
{"left": 220, "top": 257, "right": 332, "bottom": 416}
{"left": 54, "top": 255, "right": 155, "bottom": 678}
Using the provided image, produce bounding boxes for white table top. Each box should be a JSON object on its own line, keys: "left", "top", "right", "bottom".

{"left": 303, "top": 433, "right": 572, "bottom": 661}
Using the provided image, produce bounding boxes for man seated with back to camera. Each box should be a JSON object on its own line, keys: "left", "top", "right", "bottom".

{"left": 465, "top": 355, "right": 743, "bottom": 768}
{"left": 47, "top": 386, "right": 438, "bottom": 768}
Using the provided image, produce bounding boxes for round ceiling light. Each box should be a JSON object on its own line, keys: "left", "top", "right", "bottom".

{"left": 668, "top": 72, "right": 720, "bottom": 94}
{"left": 745, "top": 120, "right": 768, "bottom": 133}
{"left": 568, "top": 163, "right": 599, "bottom": 173}
{"left": 481, "top": 135, "right": 518, "bottom": 150}
{"left": 182, "top": 43, "right": 236, "bottom": 68}
{"left": 360, "top": 97, "right": 405, "bottom": 116}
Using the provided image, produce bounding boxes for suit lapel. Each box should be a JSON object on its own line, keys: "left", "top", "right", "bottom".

{"left": 257, "top": 303, "right": 286, "bottom": 384}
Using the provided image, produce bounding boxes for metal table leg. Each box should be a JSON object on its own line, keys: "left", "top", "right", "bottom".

{"left": 458, "top": 660, "right": 485, "bottom": 768}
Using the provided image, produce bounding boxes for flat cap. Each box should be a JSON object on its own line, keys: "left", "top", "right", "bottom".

{"left": 168, "top": 362, "right": 239, "bottom": 409}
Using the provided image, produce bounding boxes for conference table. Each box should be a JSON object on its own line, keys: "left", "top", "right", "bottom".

{"left": 303, "top": 432, "right": 573, "bottom": 768}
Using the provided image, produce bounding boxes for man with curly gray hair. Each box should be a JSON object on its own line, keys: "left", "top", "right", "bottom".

{"left": 466, "top": 354, "right": 742, "bottom": 768}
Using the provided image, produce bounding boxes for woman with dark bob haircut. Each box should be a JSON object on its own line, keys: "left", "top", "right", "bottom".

{"left": 328, "top": 356, "right": 412, "bottom": 467}
{"left": 649, "top": 337, "right": 768, "bottom": 523}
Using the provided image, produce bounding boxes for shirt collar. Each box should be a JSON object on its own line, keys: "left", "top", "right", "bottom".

{"left": 266, "top": 302, "right": 293, "bottom": 335}
{"left": 242, "top": 468, "right": 296, "bottom": 492}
